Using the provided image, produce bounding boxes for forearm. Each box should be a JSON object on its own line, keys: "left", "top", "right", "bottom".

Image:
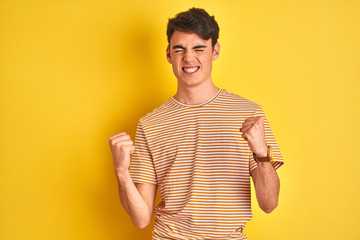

{"left": 116, "top": 170, "right": 152, "bottom": 228}
{"left": 254, "top": 162, "right": 280, "bottom": 213}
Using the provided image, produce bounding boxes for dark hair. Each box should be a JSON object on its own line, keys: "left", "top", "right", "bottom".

{"left": 167, "top": 8, "right": 219, "bottom": 48}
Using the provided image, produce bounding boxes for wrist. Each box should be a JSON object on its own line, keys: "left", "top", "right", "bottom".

{"left": 255, "top": 151, "right": 268, "bottom": 158}
{"left": 254, "top": 147, "right": 268, "bottom": 158}
{"left": 115, "top": 169, "right": 131, "bottom": 182}
{"left": 253, "top": 145, "right": 273, "bottom": 163}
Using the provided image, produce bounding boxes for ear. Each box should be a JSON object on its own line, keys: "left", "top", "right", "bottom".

{"left": 166, "top": 45, "right": 172, "bottom": 64}
{"left": 212, "top": 42, "right": 220, "bottom": 61}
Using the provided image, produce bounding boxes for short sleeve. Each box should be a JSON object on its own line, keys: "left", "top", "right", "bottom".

{"left": 129, "top": 121, "right": 157, "bottom": 184}
{"left": 249, "top": 105, "right": 284, "bottom": 173}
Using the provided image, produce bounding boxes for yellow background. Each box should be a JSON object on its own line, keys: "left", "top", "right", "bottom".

{"left": 1, "top": 0, "right": 359, "bottom": 239}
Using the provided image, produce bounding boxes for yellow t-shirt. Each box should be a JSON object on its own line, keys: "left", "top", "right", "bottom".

{"left": 129, "top": 88, "right": 284, "bottom": 240}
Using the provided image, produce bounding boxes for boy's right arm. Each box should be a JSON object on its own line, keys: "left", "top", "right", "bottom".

{"left": 109, "top": 132, "right": 157, "bottom": 229}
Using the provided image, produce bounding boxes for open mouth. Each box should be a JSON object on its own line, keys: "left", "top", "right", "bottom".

{"left": 182, "top": 66, "right": 200, "bottom": 74}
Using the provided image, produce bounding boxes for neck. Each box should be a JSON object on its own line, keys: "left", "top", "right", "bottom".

{"left": 173, "top": 81, "right": 220, "bottom": 105}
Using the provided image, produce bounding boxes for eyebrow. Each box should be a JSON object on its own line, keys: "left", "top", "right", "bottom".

{"left": 173, "top": 45, "right": 185, "bottom": 50}
{"left": 193, "top": 45, "right": 207, "bottom": 49}
{"left": 172, "top": 45, "right": 207, "bottom": 50}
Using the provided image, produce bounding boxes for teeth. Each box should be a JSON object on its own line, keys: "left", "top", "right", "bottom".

{"left": 183, "top": 67, "right": 199, "bottom": 73}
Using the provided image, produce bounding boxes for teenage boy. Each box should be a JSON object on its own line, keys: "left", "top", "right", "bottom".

{"left": 109, "top": 7, "right": 284, "bottom": 240}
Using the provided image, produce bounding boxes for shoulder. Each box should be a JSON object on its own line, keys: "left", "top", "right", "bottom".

{"left": 138, "top": 98, "right": 174, "bottom": 127}
{"left": 219, "top": 88, "right": 261, "bottom": 112}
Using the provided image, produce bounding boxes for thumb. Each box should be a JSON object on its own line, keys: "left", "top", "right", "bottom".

{"left": 129, "top": 145, "right": 135, "bottom": 155}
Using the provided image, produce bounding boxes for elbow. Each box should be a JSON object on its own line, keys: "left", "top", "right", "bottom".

{"left": 128, "top": 206, "right": 153, "bottom": 229}
{"left": 136, "top": 222, "right": 149, "bottom": 230}
{"left": 262, "top": 206, "right": 276, "bottom": 214}
{"left": 133, "top": 217, "right": 151, "bottom": 229}
{"left": 260, "top": 201, "right": 278, "bottom": 214}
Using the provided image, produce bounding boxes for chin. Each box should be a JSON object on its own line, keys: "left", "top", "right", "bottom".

{"left": 178, "top": 79, "right": 205, "bottom": 88}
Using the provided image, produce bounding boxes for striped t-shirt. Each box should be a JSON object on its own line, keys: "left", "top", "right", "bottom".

{"left": 129, "top": 88, "right": 284, "bottom": 240}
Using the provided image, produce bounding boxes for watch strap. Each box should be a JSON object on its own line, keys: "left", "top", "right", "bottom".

{"left": 253, "top": 145, "right": 273, "bottom": 163}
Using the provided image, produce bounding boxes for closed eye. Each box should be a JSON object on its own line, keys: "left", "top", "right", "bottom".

{"left": 193, "top": 45, "right": 206, "bottom": 52}
{"left": 173, "top": 45, "right": 185, "bottom": 53}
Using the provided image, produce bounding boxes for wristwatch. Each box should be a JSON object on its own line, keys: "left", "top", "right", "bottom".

{"left": 253, "top": 145, "right": 273, "bottom": 163}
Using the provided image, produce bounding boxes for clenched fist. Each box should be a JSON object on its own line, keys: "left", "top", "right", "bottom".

{"left": 240, "top": 117, "right": 268, "bottom": 157}
{"left": 108, "top": 132, "right": 135, "bottom": 174}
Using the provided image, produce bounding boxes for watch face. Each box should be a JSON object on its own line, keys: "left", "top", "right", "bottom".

{"left": 268, "top": 145, "right": 274, "bottom": 162}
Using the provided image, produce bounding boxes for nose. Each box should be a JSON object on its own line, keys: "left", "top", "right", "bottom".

{"left": 183, "top": 50, "right": 195, "bottom": 62}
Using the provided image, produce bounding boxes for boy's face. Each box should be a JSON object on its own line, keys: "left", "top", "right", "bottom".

{"left": 166, "top": 30, "right": 220, "bottom": 88}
